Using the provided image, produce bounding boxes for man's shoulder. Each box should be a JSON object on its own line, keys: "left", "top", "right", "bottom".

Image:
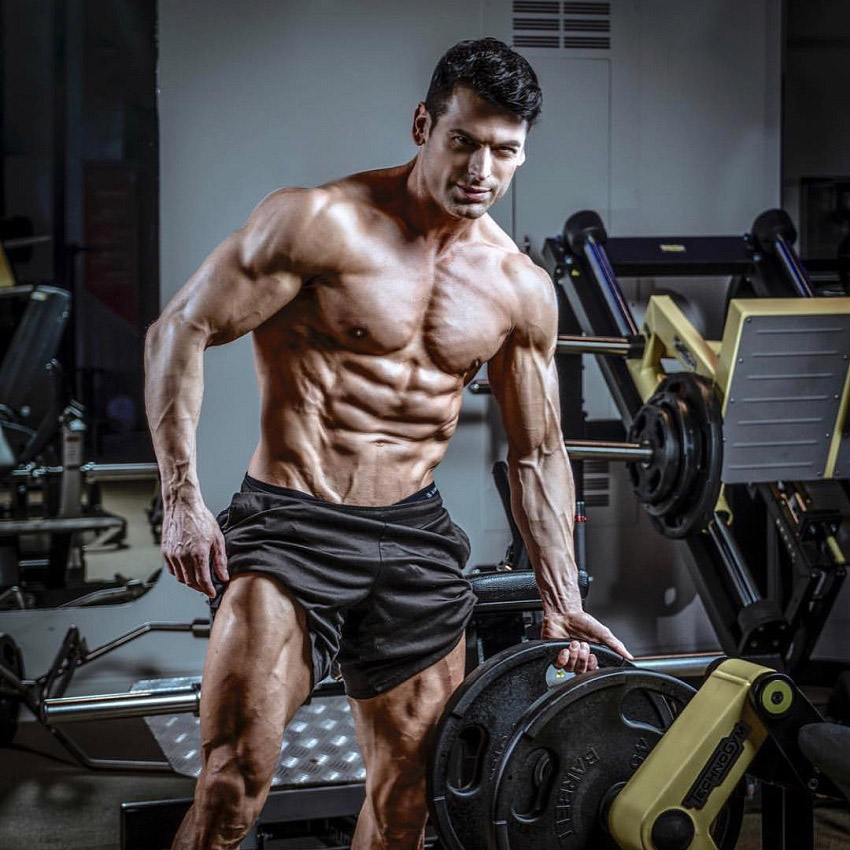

{"left": 497, "top": 248, "right": 553, "bottom": 306}
{"left": 246, "top": 176, "right": 385, "bottom": 264}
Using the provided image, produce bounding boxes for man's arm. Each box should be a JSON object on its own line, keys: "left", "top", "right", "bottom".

{"left": 144, "top": 188, "right": 328, "bottom": 596}
{"left": 488, "top": 257, "right": 632, "bottom": 670}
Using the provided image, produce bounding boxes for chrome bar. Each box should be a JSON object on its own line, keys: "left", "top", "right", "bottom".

{"left": 41, "top": 652, "right": 727, "bottom": 726}
{"left": 82, "top": 462, "right": 159, "bottom": 480}
{"left": 0, "top": 516, "right": 123, "bottom": 534}
{"left": 556, "top": 334, "right": 640, "bottom": 357}
{"left": 584, "top": 237, "right": 640, "bottom": 337}
{"left": 43, "top": 686, "right": 199, "bottom": 723}
{"left": 709, "top": 512, "right": 762, "bottom": 607}
{"left": 564, "top": 439, "right": 652, "bottom": 463}
{"left": 774, "top": 235, "right": 814, "bottom": 298}
{"left": 10, "top": 462, "right": 159, "bottom": 481}
{"left": 634, "top": 652, "right": 724, "bottom": 679}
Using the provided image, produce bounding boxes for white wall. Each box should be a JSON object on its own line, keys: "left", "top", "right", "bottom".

{"left": 158, "top": 0, "right": 784, "bottom": 654}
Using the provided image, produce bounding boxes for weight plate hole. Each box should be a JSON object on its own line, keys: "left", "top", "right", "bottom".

{"left": 512, "top": 747, "right": 559, "bottom": 821}
{"left": 447, "top": 724, "right": 489, "bottom": 794}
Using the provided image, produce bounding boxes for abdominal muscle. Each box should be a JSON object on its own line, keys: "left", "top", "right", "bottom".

{"left": 246, "top": 344, "right": 466, "bottom": 506}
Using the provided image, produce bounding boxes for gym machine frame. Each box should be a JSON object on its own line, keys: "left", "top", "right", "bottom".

{"left": 477, "top": 208, "right": 848, "bottom": 680}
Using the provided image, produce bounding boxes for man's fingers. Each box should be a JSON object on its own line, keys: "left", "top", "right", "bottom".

{"left": 212, "top": 531, "right": 229, "bottom": 583}
{"left": 191, "top": 551, "right": 217, "bottom": 598}
{"left": 164, "top": 552, "right": 187, "bottom": 586}
{"left": 556, "top": 640, "right": 592, "bottom": 673}
{"left": 599, "top": 628, "right": 633, "bottom": 661}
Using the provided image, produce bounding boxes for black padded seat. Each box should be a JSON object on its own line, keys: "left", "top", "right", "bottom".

{"left": 469, "top": 570, "right": 540, "bottom": 608}
{"left": 798, "top": 722, "right": 850, "bottom": 802}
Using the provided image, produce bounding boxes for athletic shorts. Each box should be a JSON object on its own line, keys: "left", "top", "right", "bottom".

{"left": 211, "top": 475, "right": 477, "bottom": 699}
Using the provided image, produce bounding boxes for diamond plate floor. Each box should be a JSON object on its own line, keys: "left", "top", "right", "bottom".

{"left": 134, "top": 677, "right": 365, "bottom": 787}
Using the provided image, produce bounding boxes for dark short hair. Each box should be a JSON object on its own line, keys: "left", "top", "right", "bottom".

{"left": 424, "top": 38, "right": 542, "bottom": 128}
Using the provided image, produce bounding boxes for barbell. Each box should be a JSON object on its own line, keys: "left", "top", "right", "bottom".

{"left": 471, "top": 372, "right": 723, "bottom": 539}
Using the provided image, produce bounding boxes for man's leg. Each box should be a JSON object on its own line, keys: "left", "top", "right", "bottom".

{"left": 349, "top": 638, "right": 466, "bottom": 850}
{"left": 172, "top": 573, "right": 314, "bottom": 850}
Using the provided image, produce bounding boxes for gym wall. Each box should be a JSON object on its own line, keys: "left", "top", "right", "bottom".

{"left": 158, "top": 0, "right": 784, "bottom": 654}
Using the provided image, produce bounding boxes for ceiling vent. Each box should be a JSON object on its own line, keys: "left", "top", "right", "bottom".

{"left": 513, "top": 1, "right": 611, "bottom": 52}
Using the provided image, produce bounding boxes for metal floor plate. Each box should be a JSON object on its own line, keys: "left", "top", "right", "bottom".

{"left": 133, "top": 677, "right": 364, "bottom": 787}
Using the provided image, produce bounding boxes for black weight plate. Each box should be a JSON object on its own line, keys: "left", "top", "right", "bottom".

{"left": 627, "top": 403, "right": 680, "bottom": 505}
{"left": 629, "top": 374, "right": 723, "bottom": 539}
{"left": 491, "top": 668, "right": 694, "bottom": 850}
{"left": 427, "top": 640, "right": 630, "bottom": 850}
{"left": 0, "top": 633, "right": 23, "bottom": 747}
{"left": 654, "top": 374, "right": 722, "bottom": 538}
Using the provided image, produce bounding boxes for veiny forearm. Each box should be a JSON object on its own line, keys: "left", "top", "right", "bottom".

{"left": 144, "top": 316, "right": 207, "bottom": 507}
{"left": 508, "top": 442, "right": 579, "bottom": 614}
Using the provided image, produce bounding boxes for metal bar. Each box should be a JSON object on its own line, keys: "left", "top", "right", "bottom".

{"left": 82, "top": 621, "right": 195, "bottom": 663}
{"left": 0, "top": 660, "right": 28, "bottom": 695}
{"left": 0, "top": 516, "right": 123, "bottom": 534}
{"left": 2, "top": 235, "right": 52, "bottom": 250}
{"left": 774, "top": 235, "right": 814, "bottom": 298}
{"left": 584, "top": 237, "right": 640, "bottom": 337}
{"left": 556, "top": 334, "right": 642, "bottom": 357}
{"left": 564, "top": 439, "right": 651, "bottom": 462}
{"left": 82, "top": 462, "right": 159, "bottom": 480}
{"left": 47, "top": 723, "right": 174, "bottom": 773}
{"left": 10, "top": 462, "right": 159, "bottom": 480}
{"left": 633, "top": 652, "right": 724, "bottom": 679}
{"left": 40, "top": 652, "right": 726, "bottom": 728}
{"left": 43, "top": 687, "right": 199, "bottom": 723}
{"left": 708, "top": 512, "right": 762, "bottom": 606}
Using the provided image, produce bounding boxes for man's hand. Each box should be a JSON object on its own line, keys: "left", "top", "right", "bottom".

{"left": 161, "top": 498, "right": 229, "bottom": 597}
{"left": 542, "top": 606, "right": 633, "bottom": 674}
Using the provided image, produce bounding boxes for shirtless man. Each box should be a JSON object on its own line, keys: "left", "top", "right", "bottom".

{"left": 145, "top": 38, "right": 631, "bottom": 850}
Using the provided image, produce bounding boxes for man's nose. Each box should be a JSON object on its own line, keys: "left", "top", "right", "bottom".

{"left": 468, "top": 146, "right": 492, "bottom": 182}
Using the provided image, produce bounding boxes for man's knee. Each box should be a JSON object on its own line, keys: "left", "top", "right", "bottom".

{"left": 193, "top": 751, "right": 271, "bottom": 843}
{"left": 368, "top": 766, "right": 429, "bottom": 839}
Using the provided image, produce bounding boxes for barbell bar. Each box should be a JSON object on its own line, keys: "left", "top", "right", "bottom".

{"left": 40, "top": 651, "right": 723, "bottom": 725}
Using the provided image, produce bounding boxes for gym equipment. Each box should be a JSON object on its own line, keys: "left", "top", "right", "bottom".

{"left": 489, "top": 668, "right": 735, "bottom": 850}
{"left": 627, "top": 373, "right": 722, "bottom": 538}
{"left": 0, "top": 613, "right": 210, "bottom": 770}
{"left": 427, "top": 640, "right": 630, "bottom": 850}
{"left": 424, "top": 650, "right": 844, "bottom": 850}
{"left": 608, "top": 658, "right": 845, "bottom": 850}
{"left": 0, "top": 283, "right": 162, "bottom": 606}
{"left": 533, "top": 208, "right": 849, "bottom": 678}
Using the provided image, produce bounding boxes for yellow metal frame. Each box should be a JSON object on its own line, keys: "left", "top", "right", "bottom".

{"left": 608, "top": 659, "right": 775, "bottom": 850}
{"left": 627, "top": 295, "right": 719, "bottom": 403}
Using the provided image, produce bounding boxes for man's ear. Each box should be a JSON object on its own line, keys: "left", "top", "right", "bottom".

{"left": 517, "top": 148, "right": 527, "bottom": 167}
{"left": 412, "top": 103, "right": 432, "bottom": 146}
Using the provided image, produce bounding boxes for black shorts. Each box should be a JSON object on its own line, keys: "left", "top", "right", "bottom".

{"left": 212, "top": 475, "right": 477, "bottom": 699}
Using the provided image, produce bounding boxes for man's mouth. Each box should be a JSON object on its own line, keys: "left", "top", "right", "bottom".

{"left": 457, "top": 184, "right": 490, "bottom": 201}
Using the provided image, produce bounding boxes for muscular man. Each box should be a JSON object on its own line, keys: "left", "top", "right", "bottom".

{"left": 145, "top": 38, "right": 631, "bottom": 850}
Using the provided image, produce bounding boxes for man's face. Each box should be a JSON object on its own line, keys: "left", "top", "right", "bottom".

{"left": 413, "top": 86, "right": 528, "bottom": 220}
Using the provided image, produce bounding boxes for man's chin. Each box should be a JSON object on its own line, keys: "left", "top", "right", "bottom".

{"left": 447, "top": 200, "right": 490, "bottom": 220}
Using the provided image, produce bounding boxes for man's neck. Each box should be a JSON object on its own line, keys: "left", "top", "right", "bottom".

{"left": 402, "top": 158, "right": 477, "bottom": 254}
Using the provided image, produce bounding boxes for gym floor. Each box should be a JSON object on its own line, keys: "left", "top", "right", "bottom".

{"left": 1, "top": 482, "right": 848, "bottom": 849}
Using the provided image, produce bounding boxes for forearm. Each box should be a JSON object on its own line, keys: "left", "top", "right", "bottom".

{"left": 508, "top": 443, "right": 579, "bottom": 614}
{"left": 144, "top": 317, "right": 207, "bottom": 508}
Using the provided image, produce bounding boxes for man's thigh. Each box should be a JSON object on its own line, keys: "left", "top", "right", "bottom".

{"left": 348, "top": 637, "right": 466, "bottom": 804}
{"left": 200, "top": 572, "right": 313, "bottom": 779}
